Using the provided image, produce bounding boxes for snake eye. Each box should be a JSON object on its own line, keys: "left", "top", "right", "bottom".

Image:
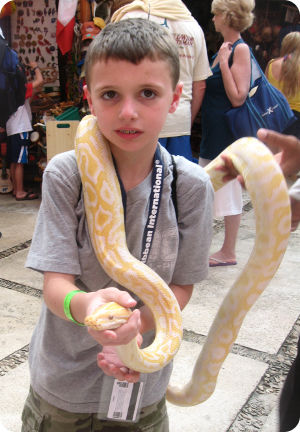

{"left": 108, "top": 315, "right": 114, "bottom": 320}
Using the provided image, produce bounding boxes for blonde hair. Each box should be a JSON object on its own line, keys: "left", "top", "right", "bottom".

{"left": 211, "top": 0, "right": 255, "bottom": 32}
{"left": 279, "top": 32, "right": 300, "bottom": 98}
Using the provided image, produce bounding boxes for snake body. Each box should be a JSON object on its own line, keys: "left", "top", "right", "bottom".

{"left": 75, "top": 115, "right": 290, "bottom": 406}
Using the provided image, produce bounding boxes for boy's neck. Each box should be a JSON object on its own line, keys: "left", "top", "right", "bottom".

{"left": 112, "top": 149, "right": 156, "bottom": 192}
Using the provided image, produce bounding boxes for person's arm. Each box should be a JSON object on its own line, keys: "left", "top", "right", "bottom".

{"left": 29, "top": 61, "right": 44, "bottom": 93}
{"left": 191, "top": 80, "right": 206, "bottom": 126}
{"left": 219, "top": 42, "right": 251, "bottom": 107}
{"left": 43, "top": 271, "right": 141, "bottom": 346}
{"left": 214, "top": 129, "right": 300, "bottom": 186}
{"left": 265, "top": 60, "right": 271, "bottom": 79}
{"left": 257, "top": 129, "right": 300, "bottom": 177}
{"left": 287, "top": 179, "right": 300, "bottom": 231}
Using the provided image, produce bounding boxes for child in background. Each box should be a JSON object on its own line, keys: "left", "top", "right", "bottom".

{"left": 22, "top": 19, "right": 214, "bottom": 431}
{"left": 6, "top": 61, "right": 43, "bottom": 200}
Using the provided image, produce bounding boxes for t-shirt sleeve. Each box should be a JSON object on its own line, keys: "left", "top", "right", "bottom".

{"left": 171, "top": 161, "right": 214, "bottom": 285}
{"left": 26, "top": 152, "right": 82, "bottom": 276}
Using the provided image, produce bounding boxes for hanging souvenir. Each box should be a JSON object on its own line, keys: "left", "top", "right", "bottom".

{"left": 0, "top": 1, "right": 16, "bottom": 18}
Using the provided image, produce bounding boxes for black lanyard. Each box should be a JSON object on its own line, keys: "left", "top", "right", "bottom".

{"left": 113, "top": 147, "right": 164, "bottom": 264}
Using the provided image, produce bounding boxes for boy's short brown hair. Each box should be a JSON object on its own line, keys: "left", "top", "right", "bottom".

{"left": 84, "top": 18, "right": 180, "bottom": 90}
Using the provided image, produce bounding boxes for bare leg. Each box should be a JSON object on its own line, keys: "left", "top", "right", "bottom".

{"left": 9, "top": 162, "right": 16, "bottom": 195}
{"left": 209, "top": 213, "right": 241, "bottom": 265}
{"left": 11, "top": 162, "right": 26, "bottom": 199}
{"left": 11, "top": 162, "right": 38, "bottom": 200}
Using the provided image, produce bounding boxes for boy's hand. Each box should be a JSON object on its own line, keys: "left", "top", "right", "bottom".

{"left": 97, "top": 334, "right": 143, "bottom": 383}
{"left": 85, "top": 287, "right": 140, "bottom": 345}
{"left": 87, "top": 308, "right": 141, "bottom": 346}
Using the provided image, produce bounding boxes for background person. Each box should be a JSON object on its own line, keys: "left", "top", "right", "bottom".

{"left": 199, "top": 0, "right": 255, "bottom": 267}
{"left": 251, "top": 129, "right": 300, "bottom": 432}
{"left": 265, "top": 31, "right": 300, "bottom": 139}
{"left": 218, "top": 127, "right": 300, "bottom": 431}
{"left": 111, "top": 0, "right": 212, "bottom": 163}
{"left": 6, "top": 61, "right": 43, "bottom": 200}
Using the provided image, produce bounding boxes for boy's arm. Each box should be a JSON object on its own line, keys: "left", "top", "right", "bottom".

{"left": 43, "top": 271, "right": 140, "bottom": 346}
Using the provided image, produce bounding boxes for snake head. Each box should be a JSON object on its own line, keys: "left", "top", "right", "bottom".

{"left": 84, "top": 301, "right": 132, "bottom": 331}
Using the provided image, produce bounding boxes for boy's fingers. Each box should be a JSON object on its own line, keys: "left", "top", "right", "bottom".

{"left": 113, "top": 309, "right": 141, "bottom": 342}
{"left": 97, "top": 355, "right": 140, "bottom": 382}
{"left": 102, "top": 287, "right": 137, "bottom": 308}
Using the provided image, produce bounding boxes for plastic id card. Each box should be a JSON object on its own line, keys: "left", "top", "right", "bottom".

{"left": 98, "top": 376, "right": 145, "bottom": 423}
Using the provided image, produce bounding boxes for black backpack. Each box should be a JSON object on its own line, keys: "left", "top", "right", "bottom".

{"left": 0, "top": 37, "right": 27, "bottom": 128}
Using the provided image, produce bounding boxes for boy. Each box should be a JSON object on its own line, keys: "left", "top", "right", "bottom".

{"left": 22, "top": 19, "right": 213, "bottom": 431}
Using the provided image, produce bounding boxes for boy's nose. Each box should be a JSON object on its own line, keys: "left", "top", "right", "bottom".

{"left": 119, "top": 98, "right": 138, "bottom": 120}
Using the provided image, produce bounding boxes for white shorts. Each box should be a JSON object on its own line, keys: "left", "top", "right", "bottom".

{"left": 199, "top": 157, "right": 243, "bottom": 219}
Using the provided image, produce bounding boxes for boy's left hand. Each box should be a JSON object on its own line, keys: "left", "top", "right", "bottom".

{"left": 97, "top": 334, "right": 143, "bottom": 383}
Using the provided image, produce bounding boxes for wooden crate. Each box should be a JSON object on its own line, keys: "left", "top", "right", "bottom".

{"left": 46, "top": 121, "right": 80, "bottom": 161}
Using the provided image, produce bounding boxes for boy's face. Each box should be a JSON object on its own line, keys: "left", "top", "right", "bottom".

{"left": 84, "top": 58, "right": 182, "bottom": 157}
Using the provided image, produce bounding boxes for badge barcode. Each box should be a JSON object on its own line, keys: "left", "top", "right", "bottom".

{"left": 117, "top": 382, "right": 129, "bottom": 388}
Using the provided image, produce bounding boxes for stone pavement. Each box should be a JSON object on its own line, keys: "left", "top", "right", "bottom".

{"left": 0, "top": 189, "right": 299, "bottom": 432}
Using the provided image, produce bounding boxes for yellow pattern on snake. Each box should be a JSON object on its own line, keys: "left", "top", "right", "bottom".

{"left": 75, "top": 115, "right": 291, "bottom": 407}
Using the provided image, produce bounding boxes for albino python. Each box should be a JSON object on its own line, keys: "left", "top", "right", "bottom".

{"left": 75, "top": 115, "right": 291, "bottom": 406}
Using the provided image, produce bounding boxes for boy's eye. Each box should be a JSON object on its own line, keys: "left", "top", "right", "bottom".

{"left": 102, "top": 90, "right": 117, "bottom": 100}
{"left": 141, "top": 89, "right": 156, "bottom": 99}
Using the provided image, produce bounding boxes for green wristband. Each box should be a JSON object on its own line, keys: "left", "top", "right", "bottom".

{"left": 64, "top": 290, "right": 86, "bottom": 326}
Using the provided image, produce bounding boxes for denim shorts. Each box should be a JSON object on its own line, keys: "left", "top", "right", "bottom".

{"left": 21, "top": 386, "right": 169, "bottom": 432}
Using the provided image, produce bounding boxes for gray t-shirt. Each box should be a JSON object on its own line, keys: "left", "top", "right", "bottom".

{"left": 26, "top": 145, "right": 213, "bottom": 413}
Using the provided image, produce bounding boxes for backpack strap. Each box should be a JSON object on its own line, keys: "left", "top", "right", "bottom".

{"left": 170, "top": 155, "right": 178, "bottom": 222}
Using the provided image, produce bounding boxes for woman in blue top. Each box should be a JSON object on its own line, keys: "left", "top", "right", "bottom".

{"left": 199, "top": 0, "right": 254, "bottom": 267}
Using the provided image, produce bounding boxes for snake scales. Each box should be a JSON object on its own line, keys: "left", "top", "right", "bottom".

{"left": 75, "top": 115, "right": 291, "bottom": 406}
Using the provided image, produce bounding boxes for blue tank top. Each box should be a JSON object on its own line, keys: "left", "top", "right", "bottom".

{"left": 200, "top": 39, "right": 245, "bottom": 160}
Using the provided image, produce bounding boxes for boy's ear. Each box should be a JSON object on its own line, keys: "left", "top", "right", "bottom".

{"left": 83, "top": 85, "right": 95, "bottom": 115}
{"left": 169, "top": 82, "right": 183, "bottom": 114}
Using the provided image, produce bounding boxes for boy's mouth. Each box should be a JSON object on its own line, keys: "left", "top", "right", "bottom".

{"left": 116, "top": 129, "right": 142, "bottom": 139}
{"left": 119, "top": 129, "right": 139, "bottom": 134}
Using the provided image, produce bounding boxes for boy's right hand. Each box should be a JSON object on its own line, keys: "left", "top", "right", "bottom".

{"left": 85, "top": 288, "right": 141, "bottom": 346}
{"left": 87, "top": 308, "right": 141, "bottom": 346}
